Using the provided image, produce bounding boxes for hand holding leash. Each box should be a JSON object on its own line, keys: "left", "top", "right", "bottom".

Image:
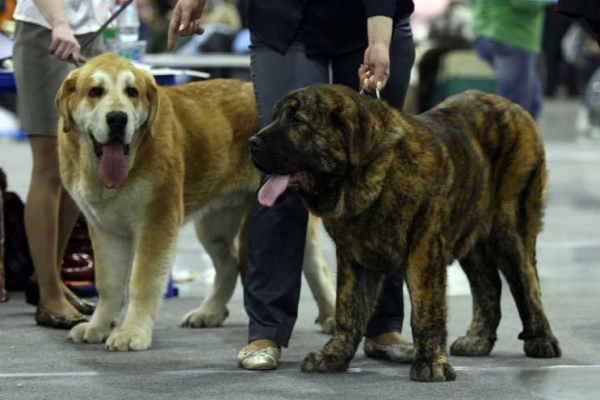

{"left": 67, "top": 0, "right": 136, "bottom": 67}
{"left": 51, "top": 23, "right": 87, "bottom": 64}
{"left": 359, "top": 64, "right": 381, "bottom": 100}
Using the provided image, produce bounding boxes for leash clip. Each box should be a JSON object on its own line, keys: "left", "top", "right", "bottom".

{"left": 359, "top": 85, "right": 381, "bottom": 100}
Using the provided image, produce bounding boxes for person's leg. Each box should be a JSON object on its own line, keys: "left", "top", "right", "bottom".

{"left": 25, "top": 136, "right": 80, "bottom": 317}
{"left": 529, "top": 66, "right": 543, "bottom": 121}
{"left": 473, "top": 36, "right": 494, "bottom": 66}
{"left": 243, "top": 39, "right": 329, "bottom": 356}
{"left": 331, "top": 20, "right": 415, "bottom": 357}
{"left": 479, "top": 38, "right": 542, "bottom": 120}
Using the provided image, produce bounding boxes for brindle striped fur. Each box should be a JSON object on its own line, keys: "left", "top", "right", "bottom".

{"left": 250, "top": 85, "right": 561, "bottom": 382}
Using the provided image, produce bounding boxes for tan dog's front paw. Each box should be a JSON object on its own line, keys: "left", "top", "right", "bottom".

{"left": 68, "top": 322, "right": 111, "bottom": 344}
{"left": 301, "top": 350, "right": 350, "bottom": 373}
{"left": 410, "top": 358, "right": 456, "bottom": 382}
{"left": 181, "top": 306, "right": 229, "bottom": 328}
{"left": 105, "top": 327, "right": 151, "bottom": 351}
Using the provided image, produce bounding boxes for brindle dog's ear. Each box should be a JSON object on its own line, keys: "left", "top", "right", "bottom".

{"left": 140, "top": 69, "right": 159, "bottom": 135}
{"left": 332, "top": 102, "right": 374, "bottom": 166}
{"left": 55, "top": 68, "right": 81, "bottom": 133}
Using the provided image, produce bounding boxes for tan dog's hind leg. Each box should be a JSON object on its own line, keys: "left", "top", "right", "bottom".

{"left": 69, "top": 226, "right": 134, "bottom": 344}
{"left": 181, "top": 202, "right": 248, "bottom": 328}
{"left": 105, "top": 216, "right": 180, "bottom": 351}
{"left": 302, "top": 216, "right": 336, "bottom": 334}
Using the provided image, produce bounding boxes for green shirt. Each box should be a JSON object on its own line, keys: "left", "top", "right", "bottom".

{"left": 471, "top": 0, "right": 546, "bottom": 54}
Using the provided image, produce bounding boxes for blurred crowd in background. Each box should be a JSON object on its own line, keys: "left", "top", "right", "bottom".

{"left": 0, "top": 0, "right": 599, "bottom": 116}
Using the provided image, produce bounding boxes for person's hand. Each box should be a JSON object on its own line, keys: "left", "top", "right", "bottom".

{"left": 50, "top": 23, "right": 87, "bottom": 63}
{"left": 359, "top": 42, "right": 390, "bottom": 94}
{"left": 359, "top": 16, "right": 393, "bottom": 95}
{"left": 168, "top": 0, "right": 207, "bottom": 50}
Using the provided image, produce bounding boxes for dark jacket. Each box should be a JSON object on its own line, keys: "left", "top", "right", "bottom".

{"left": 247, "top": 0, "right": 414, "bottom": 57}
{"left": 557, "top": 0, "right": 600, "bottom": 43}
{"left": 557, "top": 0, "right": 600, "bottom": 22}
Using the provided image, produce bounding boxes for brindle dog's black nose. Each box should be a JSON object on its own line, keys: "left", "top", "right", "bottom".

{"left": 249, "top": 136, "right": 264, "bottom": 150}
{"left": 106, "top": 111, "right": 128, "bottom": 132}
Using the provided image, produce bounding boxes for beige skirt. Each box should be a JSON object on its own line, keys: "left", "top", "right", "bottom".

{"left": 12, "top": 21, "right": 105, "bottom": 136}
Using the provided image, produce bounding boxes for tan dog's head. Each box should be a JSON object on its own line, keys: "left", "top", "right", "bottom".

{"left": 56, "top": 53, "right": 158, "bottom": 189}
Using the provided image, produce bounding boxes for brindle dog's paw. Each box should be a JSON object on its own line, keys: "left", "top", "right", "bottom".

{"left": 301, "top": 350, "right": 350, "bottom": 373}
{"left": 410, "top": 359, "right": 457, "bottom": 382}
{"left": 524, "top": 336, "right": 561, "bottom": 358}
{"left": 450, "top": 335, "right": 495, "bottom": 356}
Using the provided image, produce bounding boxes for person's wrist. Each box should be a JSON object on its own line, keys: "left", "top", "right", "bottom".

{"left": 51, "top": 20, "right": 70, "bottom": 31}
{"left": 367, "top": 16, "right": 393, "bottom": 47}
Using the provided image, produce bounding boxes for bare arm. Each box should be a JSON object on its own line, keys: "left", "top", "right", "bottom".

{"left": 359, "top": 0, "right": 397, "bottom": 93}
{"left": 359, "top": 16, "right": 394, "bottom": 93}
{"left": 33, "top": 0, "right": 86, "bottom": 63}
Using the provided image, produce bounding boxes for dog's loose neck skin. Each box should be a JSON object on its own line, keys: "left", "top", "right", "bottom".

{"left": 322, "top": 111, "right": 404, "bottom": 220}
{"left": 329, "top": 145, "right": 396, "bottom": 219}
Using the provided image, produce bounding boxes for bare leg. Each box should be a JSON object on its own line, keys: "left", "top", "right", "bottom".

{"left": 25, "top": 136, "right": 78, "bottom": 317}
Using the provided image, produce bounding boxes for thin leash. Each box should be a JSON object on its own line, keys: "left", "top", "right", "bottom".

{"left": 69, "top": 0, "right": 135, "bottom": 67}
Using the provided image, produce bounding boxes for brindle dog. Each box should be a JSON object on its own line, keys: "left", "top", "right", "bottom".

{"left": 249, "top": 84, "right": 561, "bottom": 382}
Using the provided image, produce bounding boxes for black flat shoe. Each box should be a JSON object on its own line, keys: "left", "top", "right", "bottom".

{"left": 35, "top": 306, "right": 88, "bottom": 330}
{"left": 25, "top": 280, "right": 95, "bottom": 315}
{"left": 67, "top": 296, "right": 95, "bottom": 315}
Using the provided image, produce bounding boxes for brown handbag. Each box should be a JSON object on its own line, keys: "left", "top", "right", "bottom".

{"left": 61, "top": 214, "right": 95, "bottom": 283}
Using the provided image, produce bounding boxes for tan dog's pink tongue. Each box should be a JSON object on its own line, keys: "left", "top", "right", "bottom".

{"left": 98, "top": 142, "right": 128, "bottom": 189}
{"left": 258, "top": 175, "right": 291, "bottom": 207}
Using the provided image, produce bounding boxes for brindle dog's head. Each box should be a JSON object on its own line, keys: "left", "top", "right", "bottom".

{"left": 250, "top": 84, "right": 401, "bottom": 217}
{"left": 55, "top": 53, "right": 158, "bottom": 189}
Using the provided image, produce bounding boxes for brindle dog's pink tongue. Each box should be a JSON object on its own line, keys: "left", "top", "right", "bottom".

{"left": 98, "top": 142, "right": 128, "bottom": 189}
{"left": 258, "top": 175, "right": 291, "bottom": 207}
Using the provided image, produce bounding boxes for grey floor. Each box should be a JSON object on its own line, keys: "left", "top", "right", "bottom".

{"left": 1, "top": 99, "right": 599, "bottom": 400}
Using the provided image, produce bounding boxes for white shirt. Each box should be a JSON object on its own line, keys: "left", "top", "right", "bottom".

{"left": 13, "top": 0, "right": 110, "bottom": 35}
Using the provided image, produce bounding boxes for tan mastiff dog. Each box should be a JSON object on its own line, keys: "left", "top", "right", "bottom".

{"left": 55, "top": 54, "right": 335, "bottom": 351}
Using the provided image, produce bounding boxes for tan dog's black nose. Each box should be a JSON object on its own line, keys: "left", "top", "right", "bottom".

{"left": 107, "top": 111, "right": 128, "bottom": 132}
{"left": 249, "top": 136, "right": 264, "bottom": 150}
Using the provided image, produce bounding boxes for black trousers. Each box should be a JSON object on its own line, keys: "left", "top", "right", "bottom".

{"left": 244, "top": 21, "right": 415, "bottom": 347}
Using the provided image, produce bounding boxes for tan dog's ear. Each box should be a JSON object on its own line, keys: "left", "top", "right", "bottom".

{"left": 140, "top": 69, "right": 159, "bottom": 135}
{"left": 55, "top": 68, "right": 81, "bottom": 133}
